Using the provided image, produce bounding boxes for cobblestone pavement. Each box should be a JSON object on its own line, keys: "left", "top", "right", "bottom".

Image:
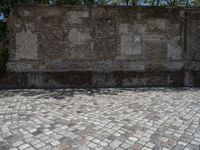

{"left": 0, "top": 88, "right": 200, "bottom": 150}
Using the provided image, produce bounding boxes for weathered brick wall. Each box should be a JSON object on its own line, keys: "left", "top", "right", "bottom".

{"left": 4, "top": 5, "right": 200, "bottom": 88}
{"left": 0, "top": 22, "right": 8, "bottom": 78}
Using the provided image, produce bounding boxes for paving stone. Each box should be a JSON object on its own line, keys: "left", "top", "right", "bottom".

{"left": 178, "top": 141, "right": 187, "bottom": 146}
{"left": 145, "top": 142, "right": 155, "bottom": 148}
{"left": 0, "top": 89, "right": 200, "bottom": 150}
{"left": 120, "top": 142, "right": 131, "bottom": 149}
{"left": 31, "top": 139, "right": 41, "bottom": 145}
{"left": 190, "top": 140, "right": 199, "bottom": 145}
{"left": 58, "top": 142, "right": 70, "bottom": 149}
{"left": 87, "top": 142, "right": 97, "bottom": 148}
{"left": 12, "top": 141, "right": 24, "bottom": 147}
{"left": 138, "top": 140, "right": 146, "bottom": 145}
{"left": 167, "top": 139, "right": 177, "bottom": 146}
{"left": 18, "top": 144, "right": 30, "bottom": 150}
{"left": 93, "top": 138, "right": 101, "bottom": 143}
{"left": 142, "top": 146, "right": 151, "bottom": 150}
{"left": 34, "top": 142, "right": 46, "bottom": 149}
{"left": 25, "top": 147, "right": 35, "bottom": 150}
{"left": 99, "top": 141, "right": 108, "bottom": 147}
{"left": 52, "top": 148, "right": 60, "bottom": 150}
{"left": 184, "top": 147, "right": 193, "bottom": 150}
{"left": 129, "top": 137, "right": 138, "bottom": 142}
{"left": 162, "top": 147, "right": 170, "bottom": 150}
{"left": 38, "top": 145, "right": 52, "bottom": 150}
{"left": 132, "top": 143, "right": 142, "bottom": 150}
{"left": 109, "top": 140, "right": 122, "bottom": 148}
{"left": 159, "top": 137, "right": 169, "bottom": 143}
{"left": 77, "top": 145, "right": 90, "bottom": 150}
{"left": 51, "top": 140, "right": 60, "bottom": 146}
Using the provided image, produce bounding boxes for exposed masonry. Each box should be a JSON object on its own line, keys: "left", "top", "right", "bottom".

{"left": 4, "top": 6, "right": 200, "bottom": 87}
{"left": 0, "top": 88, "right": 200, "bottom": 150}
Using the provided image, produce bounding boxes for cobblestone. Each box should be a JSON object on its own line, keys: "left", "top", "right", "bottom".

{"left": 0, "top": 88, "right": 200, "bottom": 149}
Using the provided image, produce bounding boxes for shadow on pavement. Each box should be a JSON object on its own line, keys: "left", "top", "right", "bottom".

{"left": 0, "top": 87, "right": 199, "bottom": 100}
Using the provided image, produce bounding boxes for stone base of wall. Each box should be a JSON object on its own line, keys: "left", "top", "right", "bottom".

{"left": 0, "top": 71, "right": 199, "bottom": 88}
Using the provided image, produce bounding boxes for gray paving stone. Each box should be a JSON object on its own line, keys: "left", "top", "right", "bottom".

{"left": 12, "top": 141, "right": 24, "bottom": 147}
{"left": 87, "top": 142, "right": 97, "bottom": 148}
{"left": 109, "top": 140, "right": 122, "bottom": 148}
{"left": 50, "top": 140, "right": 60, "bottom": 146}
{"left": 142, "top": 146, "right": 151, "bottom": 150}
{"left": 128, "top": 137, "right": 138, "bottom": 142}
{"left": 120, "top": 142, "right": 131, "bottom": 149}
{"left": 38, "top": 145, "right": 52, "bottom": 150}
{"left": 18, "top": 144, "right": 30, "bottom": 150}
{"left": 34, "top": 142, "right": 46, "bottom": 149}
{"left": 25, "top": 147, "right": 35, "bottom": 150}
{"left": 0, "top": 88, "right": 200, "bottom": 150}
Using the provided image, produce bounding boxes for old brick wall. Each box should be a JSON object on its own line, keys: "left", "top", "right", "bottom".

{"left": 0, "top": 22, "right": 8, "bottom": 78}
{"left": 4, "top": 6, "right": 200, "bottom": 88}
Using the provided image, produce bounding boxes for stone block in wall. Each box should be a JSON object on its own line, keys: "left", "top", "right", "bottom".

{"left": 184, "top": 71, "right": 193, "bottom": 86}
{"left": 119, "top": 23, "right": 130, "bottom": 34}
{"left": 44, "top": 60, "right": 145, "bottom": 71}
{"left": 91, "top": 73, "right": 117, "bottom": 87}
{"left": 167, "top": 36, "right": 183, "bottom": 61}
{"left": 186, "top": 61, "right": 200, "bottom": 71}
{"left": 120, "top": 34, "right": 142, "bottom": 56}
{"left": 186, "top": 19, "right": 200, "bottom": 62}
{"left": 167, "top": 61, "right": 184, "bottom": 71}
{"left": 118, "top": 23, "right": 142, "bottom": 60}
{"left": 15, "top": 23, "right": 38, "bottom": 60}
{"left": 145, "top": 19, "right": 166, "bottom": 33}
{"left": 143, "top": 42, "right": 167, "bottom": 71}
{"left": 69, "top": 28, "right": 91, "bottom": 45}
{"left": 66, "top": 11, "right": 89, "bottom": 24}
{"left": 142, "top": 34, "right": 166, "bottom": 43}
{"left": 38, "top": 17, "right": 65, "bottom": 60}
{"left": 7, "top": 61, "right": 40, "bottom": 72}
{"left": 91, "top": 19, "right": 118, "bottom": 60}
{"left": 134, "top": 19, "right": 168, "bottom": 34}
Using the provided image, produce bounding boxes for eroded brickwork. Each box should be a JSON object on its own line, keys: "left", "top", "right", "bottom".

{"left": 5, "top": 6, "right": 200, "bottom": 88}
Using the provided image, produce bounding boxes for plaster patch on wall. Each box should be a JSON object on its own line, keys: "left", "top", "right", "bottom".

{"left": 14, "top": 23, "right": 21, "bottom": 28}
{"left": 122, "top": 61, "right": 145, "bottom": 71}
{"left": 147, "top": 19, "right": 166, "bottom": 30}
{"left": 134, "top": 22, "right": 146, "bottom": 34}
{"left": 184, "top": 71, "right": 193, "bottom": 86}
{"left": 120, "top": 34, "right": 142, "bottom": 56}
{"left": 142, "top": 34, "right": 166, "bottom": 42}
{"left": 69, "top": 28, "right": 91, "bottom": 45}
{"left": 119, "top": 23, "right": 130, "bottom": 34}
{"left": 119, "top": 23, "right": 142, "bottom": 57}
{"left": 7, "top": 62, "right": 33, "bottom": 72}
{"left": 15, "top": 23, "right": 38, "bottom": 60}
{"left": 167, "top": 61, "right": 184, "bottom": 71}
{"left": 27, "top": 74, "right": 45, "bottom": 87}
{"left": 24, "top": 10, "right": 31, "bottom": 17}
{"left": 67, "top": 11, "right": 89, "bottom": 24}
{"left": 167, "top": 36, "right": 182, "bottom": 60}
{"left": 134, "top": 19, "right": 167, "bottom": 34}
